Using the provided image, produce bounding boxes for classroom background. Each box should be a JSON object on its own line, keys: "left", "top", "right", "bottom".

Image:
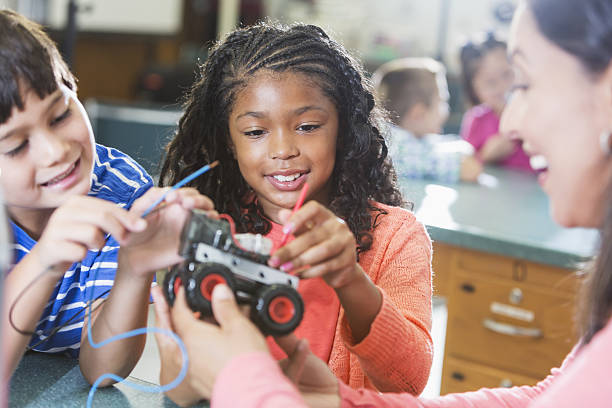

{"left": 2, "top": 1, "right": 601, "bottom": 406}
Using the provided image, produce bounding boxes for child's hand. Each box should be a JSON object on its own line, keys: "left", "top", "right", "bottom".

{"left": 119, "top": 187, "right": 216, "bottom": 276}
{"left": 460, "top": 155, "right": 483, "bottom": 182}
{"left": 480, "top": 133, "right": 517, "bottom": 163}
{"left": 30, "top": 195, "right": 147, "bottom": 276}
{"left": 268, "top": 201, "right": 364, "bottom": 289}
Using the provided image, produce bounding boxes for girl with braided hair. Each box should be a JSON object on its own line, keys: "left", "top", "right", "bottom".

{"left": 154, "top": 21, "right": 434, "bottom": 405}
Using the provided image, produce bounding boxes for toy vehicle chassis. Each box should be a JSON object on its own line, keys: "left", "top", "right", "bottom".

{"left": 163, "top": 209, "right": 304, "bottom": 336}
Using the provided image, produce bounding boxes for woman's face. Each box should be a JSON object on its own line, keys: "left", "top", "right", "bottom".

{"left": 501, "top": 5, "right": 612, "bottom": 228}
{"left": 228, "top": 71, "right": 338, "bottom": 224}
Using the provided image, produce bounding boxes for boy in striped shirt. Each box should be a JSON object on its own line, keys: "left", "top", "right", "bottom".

{"left": 0, "top": 9, "right": 214, "bottom": 385}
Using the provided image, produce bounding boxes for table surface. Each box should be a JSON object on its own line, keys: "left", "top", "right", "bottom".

{"left": 9, "top": 352, "right": 208, "bottom": 408}
{"left": 400, "top": 167, "right": 600, "bottom": 268}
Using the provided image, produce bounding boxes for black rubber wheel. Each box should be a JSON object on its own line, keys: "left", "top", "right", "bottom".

{"left": 184, "top": 262, "right": 235, "bottom": 318}
{"left": 251, "top": 285, "right": 304, "bottom": 336}
{"left": 162, "top": 266, "right": 183, "bottom": 307}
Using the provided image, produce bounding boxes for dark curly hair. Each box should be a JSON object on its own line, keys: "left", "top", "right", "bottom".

{"left": 159, "top": 21, "right": 403, "bottom": 254}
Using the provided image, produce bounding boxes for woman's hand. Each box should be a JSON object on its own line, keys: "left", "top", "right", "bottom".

{"left": 152, "top": 285, "right": 203, "bottom": 407}
{"left": 155, "top": 283, "right": 268, "bottom": 401}
{"left": 119, "top": 187, "right": 216, "bottom": 276}
{"left": 30, "top": 195, "right": 147, "bottom": 276}
{"left": 277, "top": 335, "right": 341, "bottom": 408}
{"left": 268, "top": 201, "right": 364, "bottom": 289}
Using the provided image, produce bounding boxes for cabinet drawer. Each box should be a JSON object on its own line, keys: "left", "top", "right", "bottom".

{"left": 441, "top": 356, "right": 539, "bottom": 394}
{"left": 445, "top": 271, "right": 576, "bottom": 378}
{"left": 454, "top": 249, "right": 580, "bottom": 293}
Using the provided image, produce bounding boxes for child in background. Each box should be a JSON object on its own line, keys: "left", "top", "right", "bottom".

{"left": 372, "top": 58, "right": 482, "bottom": 183}
{"left": 154, "top": 21, "right": 433, "bottom": 405}
{"left": 459, "top": 32, "right": 533, "bottom": 172}
{"left": 0, "top": 10, "right": 213, "bottom": 383}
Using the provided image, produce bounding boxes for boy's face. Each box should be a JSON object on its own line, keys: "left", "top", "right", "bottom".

{"left": 228, "top": 70, "right": 338, "bottom": 224}
{"left": 401, "top": 79, "right": 450, "bottom": 137}
{"left": 0, "top": 85, "right": 95, "bottom": 222}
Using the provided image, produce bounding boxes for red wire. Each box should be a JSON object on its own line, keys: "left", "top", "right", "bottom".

{"left": 217, "top": 213, "right": 248, "bottom": 251}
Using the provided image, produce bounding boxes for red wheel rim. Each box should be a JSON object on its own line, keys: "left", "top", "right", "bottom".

{"left": 200, "top": 274, "right": 226, "bottom": 301}
{"left": 268, "top": 296, "right": 295, "bottom": 324}
{"left": 173, "top": 277, "right": 182, "bottom": 295}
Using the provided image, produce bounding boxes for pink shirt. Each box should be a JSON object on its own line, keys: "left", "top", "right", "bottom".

{"left": 212, "top": 315, "right": 612, "bottom": 408}
{"left": 460, "top": 105, "right": 534, "bottom": 173}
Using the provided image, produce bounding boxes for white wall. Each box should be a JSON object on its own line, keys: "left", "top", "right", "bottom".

{"left": 264, "top": 0, "right": 518, "bottom": 73}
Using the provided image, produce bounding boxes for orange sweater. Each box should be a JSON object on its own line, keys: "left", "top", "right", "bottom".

{"left": 266, "top": 202, "right": 433, "bottom": 394}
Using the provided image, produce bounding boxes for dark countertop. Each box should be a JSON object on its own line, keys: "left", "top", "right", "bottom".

{"left": 9, "top": 352, "right": 208, "bottom": 408}
{"left": 399, "top": 167, "right": 600, "bottom": 268}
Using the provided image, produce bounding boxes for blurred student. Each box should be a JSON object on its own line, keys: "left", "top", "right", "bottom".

{"left": 0, "top": 10, "right": 213, "bottom": 384}
{"left": 373, "top": 58, "right": 482, "bottom": 183}
{"left": 459, "top": 32, "right": 533, "bottom": 172}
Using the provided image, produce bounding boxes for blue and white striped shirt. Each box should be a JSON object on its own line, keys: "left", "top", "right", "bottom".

{"left": 10, "top": 144, "right": 153, "bottom": 357}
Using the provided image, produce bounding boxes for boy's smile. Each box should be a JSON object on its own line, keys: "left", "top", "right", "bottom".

{"left": 228, "top": 71, "right": 338, "bottom": 224}
{"left": 0, "top": 85, "right": 95, "bottom": 237}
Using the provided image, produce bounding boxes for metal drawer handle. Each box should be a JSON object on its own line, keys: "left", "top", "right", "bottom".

{"left": 482, "top": 318, "right": 542, "bottom": 338}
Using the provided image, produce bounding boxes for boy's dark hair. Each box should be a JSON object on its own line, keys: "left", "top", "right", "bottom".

{"left": 372, "top": 58, "right": 446, "bottom": 126}
{"left": 459, "top": 31, "right": 506, "bottom": 106}
{"left": 0, "top": 9, "right": 76, "bottom": 125}
{"left": 160, "top": 21, "right": 403, "bottom": 254}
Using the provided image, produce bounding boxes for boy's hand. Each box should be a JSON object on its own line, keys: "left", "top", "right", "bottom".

{"left": 268, "top": 201, "right": 364, "bottom": 289}
{"left": 30, "top": 195, "right": 147, "bottom": 276}
{"left": 119, "top": 187, "right": 216, "bottom": 276}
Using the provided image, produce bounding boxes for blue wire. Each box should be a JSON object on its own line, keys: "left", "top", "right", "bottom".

{"left": 86, "top": 161, "right": 219, "bottom": 407}
{"left": 141, "top": 162, "right": 217, "bottom": 217}
{"left": 86, "top": 327, "right": 188, "bottom": 408}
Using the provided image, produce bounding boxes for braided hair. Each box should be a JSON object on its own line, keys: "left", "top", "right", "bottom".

{"left": 159, "top": 21, "right": 403, "bottom": 254}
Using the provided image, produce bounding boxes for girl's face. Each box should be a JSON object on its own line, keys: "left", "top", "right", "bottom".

{"left": 0, "top": 85, "right": 95, "bottom": 228}
{"left": 228, "top": 71, "right": 338, "bottom": 224}
{"left": 501, "top": 5, "right": 612, "bottom": 228}
{"left": 472, "top": 47, "right": 514, "bottom": 114}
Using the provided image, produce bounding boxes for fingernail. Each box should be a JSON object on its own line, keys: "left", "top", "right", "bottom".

{"left": 269, "top": 256, "right": 280, "bottom": 268}
{"left": 135, "top": 218, "right": 147, "bottom": 229}
{"left": 212, "top": 284, "right": 232, "bottom": 300}
{"left": 282, "top": 222, "right": 294, "bottom": 235}
{"left": 280, "top": 262, "right": 293, "bottom": 272}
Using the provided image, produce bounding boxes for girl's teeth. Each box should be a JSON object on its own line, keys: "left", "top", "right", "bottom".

{"left": 273, "top": 173, "right": 300, "bottom": 182}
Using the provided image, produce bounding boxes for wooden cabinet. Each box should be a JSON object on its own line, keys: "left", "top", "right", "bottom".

{"left": 436, "top": 244, "right": 581, "bottom": 394}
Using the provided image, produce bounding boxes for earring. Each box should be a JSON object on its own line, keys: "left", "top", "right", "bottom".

{"left": 600, "top": 130, "right": 612, "bottom": 155}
